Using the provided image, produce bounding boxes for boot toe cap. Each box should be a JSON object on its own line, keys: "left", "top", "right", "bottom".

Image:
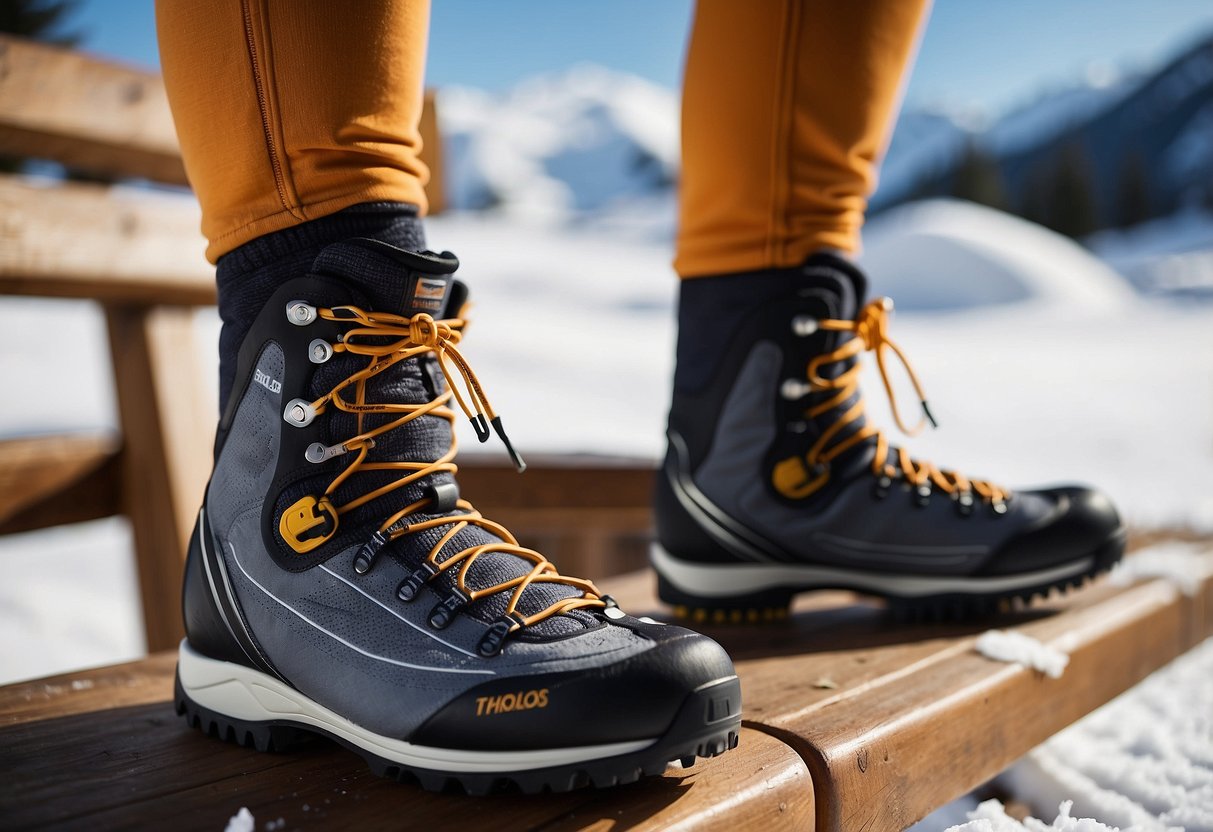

{"left": 408, "top": 622, "right": 738, "bottom": 751}
{"left": 982, "top": 486, "right": 1125, "bottom": 576}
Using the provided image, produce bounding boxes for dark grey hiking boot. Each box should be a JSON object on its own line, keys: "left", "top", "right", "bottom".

{"left": 653, "top": 253, "right": 1125, "bottom": 621}
{"left": 176, "top": 239, "right": 740, "bottom": 794}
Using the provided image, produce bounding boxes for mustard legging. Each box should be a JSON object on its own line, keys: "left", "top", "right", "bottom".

{"left": 156, "top": 0, "right": 930, "bottom": 274}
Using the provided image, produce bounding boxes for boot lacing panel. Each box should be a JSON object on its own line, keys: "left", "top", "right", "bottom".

{"left": 287, "top": 304, "right": 606, "bottom": 637}
{"left": 774, "top": 298, "right": 1008, "bottom": 509}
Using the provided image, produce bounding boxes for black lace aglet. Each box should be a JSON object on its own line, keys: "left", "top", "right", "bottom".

{"left": 491, "top": 415, "right": 527, "bottom": 473}
{"left": 921, "top": 400, "right": 939, "bottom": 429}
{"left": 470, "top": 414, "right": 490, "bottom": 443}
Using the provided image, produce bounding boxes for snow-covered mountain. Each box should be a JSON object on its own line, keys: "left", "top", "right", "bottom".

{"left": 439, "top": 65, "right": 677, "bottom": 219}
{"left": 436, "top": 32, "right": 1213, "bottom": 241}
{"left": 875, "top": 31, "right": 1213, "bottom": 224}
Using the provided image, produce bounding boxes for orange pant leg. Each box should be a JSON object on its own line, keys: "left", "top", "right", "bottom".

{"left": 155, "top": 0, "right": 431, "bottom": 263}
{"left": 676, "top": 0, "right": 931, "bottom": 277}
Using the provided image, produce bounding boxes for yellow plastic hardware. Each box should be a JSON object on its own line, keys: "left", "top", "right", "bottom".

{"left": 280, "top": 495, "right": 338, "bottom": 553}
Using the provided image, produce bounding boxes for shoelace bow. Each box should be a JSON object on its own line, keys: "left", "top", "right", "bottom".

{"left": 785, "top": 297, "right": 1008, "bottom": 507}
{"left": 300, "top": 305, "right": 606, "bottom": 636}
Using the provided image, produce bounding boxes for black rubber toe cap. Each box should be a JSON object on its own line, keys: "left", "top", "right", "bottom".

{"left": 408, "top": 620, "right": 737, "bottom": 751}
{"left": 981, "top": 486, "right": 1125, "bottom": 576}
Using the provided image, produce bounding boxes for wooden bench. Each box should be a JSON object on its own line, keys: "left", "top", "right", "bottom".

{"left": 3, "top": 542, "right": 1210, "bottom": 830}
{"left": 3, "top": 35, "right": 1212, "bottom": 831}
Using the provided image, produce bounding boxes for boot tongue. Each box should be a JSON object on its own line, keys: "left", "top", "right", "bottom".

{"left": 797, "top": 253, "right": 877, "bottom": 474}
{"left": 800, "top": 251, "right": 867, "bottom": 321}
{"left": 305, "top": 239, "right": 592, "bottom": 637}
{"left": 311, "top": 238, "right": 461, "bottom": 318}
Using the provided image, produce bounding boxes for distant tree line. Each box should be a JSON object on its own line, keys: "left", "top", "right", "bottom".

{"left": 903, "top": 134, "right": 1211, "bottom": 242}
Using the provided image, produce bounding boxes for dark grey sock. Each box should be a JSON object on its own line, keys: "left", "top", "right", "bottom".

{"left": 214, "top": 202, "right": 426, "bottom": 413}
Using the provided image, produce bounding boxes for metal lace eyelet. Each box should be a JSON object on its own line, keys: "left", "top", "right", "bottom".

{"left": 286, "top": 301, "right": 317, "bottom": 326}
{"left": 283, "top": 398, "right": 316, "bottom": 427}
{"left": 955, "top": 490, "right": 975, "bottom": 517}
{"left": 791, "top": 315, "right": 819, "bottom": 336}
{"left": 781, "top": 379, "right": 812, "bottom": 400}
{"left": 477, "top": 612, "right": 525, "bottom": 657}
{"left": 914, "top": 483, "right": 932, "bottom": 507}
{"left": 397, "top": 562, "right": 438, "bottom": 602}
{"left": 308, "top": 339, "right": 333, "bottom": 364}
{"left": 428, "top": 588, "right": 469, "bottom": 629}
{"left": 872, "top": 475, "right": 893, "bottom": 500}
{"left": 305, "top": 442, "right": 346, "bottom": 463}
{"left": 353, "top": 530, "right": 388, "bottom": 575}
{"left": 992, "top": 499, "right": 1009, "bottom": 516}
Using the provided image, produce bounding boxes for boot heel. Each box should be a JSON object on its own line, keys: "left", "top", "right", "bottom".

{"left": 655, "top": 572, "right": 793, "bottom": 625}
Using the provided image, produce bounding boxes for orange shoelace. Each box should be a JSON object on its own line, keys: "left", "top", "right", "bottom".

{"left": 773, "top": 298, "right": 1008, "bottom": 508}
{"left": 280, "top": 305, "right": 606, "bottom": 637}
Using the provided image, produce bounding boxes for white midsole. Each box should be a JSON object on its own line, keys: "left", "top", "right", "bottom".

{"left": 651, "top": 545, "right": 1094, "bottom": 599}
{"left": 177, "top": 640, "right": 656, "bottom": 772}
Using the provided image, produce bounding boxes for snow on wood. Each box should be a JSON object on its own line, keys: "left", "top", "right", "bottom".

{"left": 223, "top": 807, "right": 254, "bottom": 832}
{"left": 975, "top": 630, "right": 1070, "bottom": 679}
{"left": 1109, "top": 542, "right": 1212, "bottom": 597}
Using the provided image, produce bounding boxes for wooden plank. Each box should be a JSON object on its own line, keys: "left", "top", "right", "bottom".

{"left": 420, "top": 90, "right": 446, "bottom": 215}
{"left": 600, "top": 547, "right": 1213, "bottom": 832}
{"left": 0, "top": 35, "right": 187, "bottom": 185}
{"left": 457, "top": 454, "right": 654, "bottom": 509}
{"left": 0, "top": 657, "right": 813, "bottom": 831}
{"left": 0, "top": 35, "right": 446, "bottom": 208}
{"left": 0, "top": 432, "right": 121, "bottom": 532}
{"left": 0, "top": 176, "right": 215, "bottom": 305}
{"left": 106, "top": 305, "right": 215, "bottom": 652}
{"left": 0, "top": 652, "right": 177, "bottom": 727}
{"left": 455, "top": 456, "right": 656, "bottom": 579}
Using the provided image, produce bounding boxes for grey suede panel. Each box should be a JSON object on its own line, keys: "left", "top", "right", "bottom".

{"left": 693, "top": 341, "right": 1053, "bottom": 573}
{"left": 203, "top": 342, "right": 651, "bottom": 739}
{"left": 207, "top": 342, "right": 284, "bottom": 538}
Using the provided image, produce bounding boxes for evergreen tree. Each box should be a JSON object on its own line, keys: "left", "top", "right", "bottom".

{"left": 1017, "top": 161, "right": 1052, "bottom": 228}
{"left": 0, "top": 0, "right": 80, "bottom": 44}
{"left": 1048, "top": 141, "right": 1099, "bottom": 239}
{"left": 951, "top": 139, "right": 1006, "bottom": 210}
{"left": 1114, "top": 151, "right": 1152, "bottom": 229}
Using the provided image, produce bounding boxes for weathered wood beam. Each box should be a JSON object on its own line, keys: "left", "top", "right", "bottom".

{"left": 0, "top": 36, "right": 187, "bottom": 185}
{"left": 0, "top": 432, "right": 122, "bottom": 533}
{"left": 0, "top": 177, "right": 214, "bottom": 305}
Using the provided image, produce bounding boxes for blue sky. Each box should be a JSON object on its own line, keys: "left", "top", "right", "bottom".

{"left": 67, "top": 0, "right": 1213, "bottom": 118}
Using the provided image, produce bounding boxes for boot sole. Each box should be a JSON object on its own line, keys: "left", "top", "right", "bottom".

{"left": 175, "top": 639, "right": 741, "bottom": 794}
{"left": 653, "top": 527, "right": 1127, "bottom": 623}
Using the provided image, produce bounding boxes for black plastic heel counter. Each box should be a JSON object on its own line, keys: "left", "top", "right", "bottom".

{"left": 653, "top": 450, "right": 742, "bottom": 565}
{"left": 182, "top": 513, "right": 259, "bottom": 669}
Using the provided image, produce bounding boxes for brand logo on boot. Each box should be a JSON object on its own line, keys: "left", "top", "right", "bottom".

{"left": 404, "top": 274, "right": 450, "bottom": 315}
{"left": 475, "top": 688, "right": 549, "bottom": 716}
{"left": 254, "top": 369, "right": 282, "bottom": 394}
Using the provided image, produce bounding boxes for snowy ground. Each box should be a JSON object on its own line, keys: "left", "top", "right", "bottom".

{"left": 0, "top": 197, "right": 1210, "bottom": 828}
{"left": 910, "top": 632, "right": 1213, "bottom": 832}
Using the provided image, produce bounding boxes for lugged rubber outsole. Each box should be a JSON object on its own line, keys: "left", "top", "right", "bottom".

{"left": 656, "top": 527, "right": 1127, "bottom": 624}
{"left": 174, "top": 664, "right": 741, "bottom": 796}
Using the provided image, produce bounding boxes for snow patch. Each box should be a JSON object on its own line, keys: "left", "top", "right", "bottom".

{"left": 998, "top": 637, "right": 1213, "bottom": 831}
{"left": 1109, "top": 542, "right": 1212, "bottom": 597}
{"left": 975, "top": 630, "right": 1069, "bottom": 679}
{"left": 224, "top": 807, "right": 254, "bottom": 832}
{"left": 860, "top": 200, "right": 1136, "bottom": 313}
{"left": 945, "top": 798, "right": 1159, "bottom": 832}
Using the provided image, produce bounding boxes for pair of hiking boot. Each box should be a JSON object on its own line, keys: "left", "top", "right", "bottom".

{"left": 176, "top": 239, "right": 1123, "bottom": 792}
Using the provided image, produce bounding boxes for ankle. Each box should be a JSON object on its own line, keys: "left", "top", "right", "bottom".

{"left": 214, "top": 202, "right": 426, "bottom": 412}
